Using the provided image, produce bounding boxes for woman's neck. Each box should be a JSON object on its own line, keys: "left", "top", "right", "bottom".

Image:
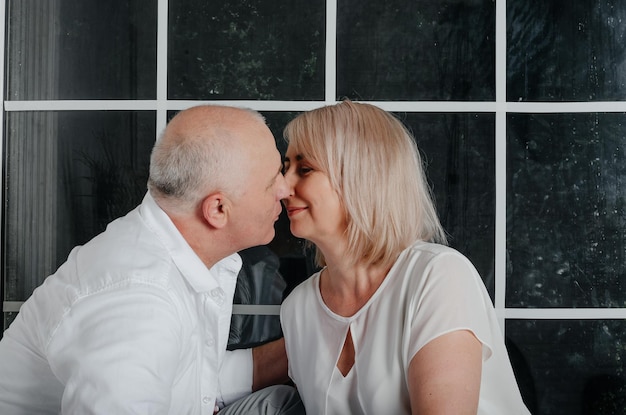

{"left": 319, "top": 258, "right": 392, "bottom": 317}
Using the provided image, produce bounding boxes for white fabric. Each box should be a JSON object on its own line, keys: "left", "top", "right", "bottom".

{"left": 218, "top": 349, "right": 254, "bottom": 407}
{"left": 328, "top": 366, "right": 362, "bottom": 413}
{"left": 281, "top": 241, "right": 531, "bottom": 415}
{"left": 0, "top": 192, "right": 253, "bottom": 414}
{"left": 218, "top": 385, "right": 305, "bottom": 415}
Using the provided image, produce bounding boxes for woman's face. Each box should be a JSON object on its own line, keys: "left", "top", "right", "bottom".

{"left": 282, "top": 145, "right": 347, "bottom": 245}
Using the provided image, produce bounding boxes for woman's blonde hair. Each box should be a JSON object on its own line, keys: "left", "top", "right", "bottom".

{"left": 283, "top": 100, "right": 447, "bottom": 268}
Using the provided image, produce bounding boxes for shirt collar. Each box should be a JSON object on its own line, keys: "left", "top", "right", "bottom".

{"left": 138, "top": 192, "right": 242, "bottom": 293}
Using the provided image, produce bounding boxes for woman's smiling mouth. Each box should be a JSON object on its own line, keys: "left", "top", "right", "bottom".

{"left": 286, "top": 206, "right": 307, "bottom": 217}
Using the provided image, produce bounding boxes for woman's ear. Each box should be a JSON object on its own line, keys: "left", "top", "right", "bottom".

{"left": 202, "top": 193, "right": 229, "bottom": 229}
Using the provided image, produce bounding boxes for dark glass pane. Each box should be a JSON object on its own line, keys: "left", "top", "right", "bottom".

{"left": 337, "top": 0, "right": 495, "bottom": 101}
{"left": 507, "top": 113, "right": 626, "bottom": 307}
{"left": 168, "top": 1, "right": 325, "bottom": 100}
{"left": 401, "top": 113, "right": 496, "bottom": 298}
{"left": 3, "top": 111, "right": 155, "bottom": 303}
{"left": 6, "top": 0, "right": 157, "bottom": 100}
{"left": 507, "top": 1, "right": 626, "bottom": 102}
{"left": 507, "top": 319, "right": 626, "bottom": 415}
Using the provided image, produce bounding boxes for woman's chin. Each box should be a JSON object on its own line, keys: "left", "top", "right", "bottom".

{"left": 289, "top": 225, "right": 306, "bottom": 240}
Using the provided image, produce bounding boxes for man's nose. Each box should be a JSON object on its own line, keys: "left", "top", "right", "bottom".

{"left": 277, "top": 173, "right": 291, "bottom": 200}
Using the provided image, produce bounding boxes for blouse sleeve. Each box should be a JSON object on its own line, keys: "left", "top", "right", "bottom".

{"left": 405, "top": 250, "right": 495, "bottom": 364}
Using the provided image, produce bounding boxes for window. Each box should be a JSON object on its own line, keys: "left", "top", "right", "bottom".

{"left": 3, "top": 1, "right": 626, "bottom": 413}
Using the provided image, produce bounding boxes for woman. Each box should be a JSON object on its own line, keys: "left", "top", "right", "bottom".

{"left": 279, "top": 100, "right": 530, "bottom": 414}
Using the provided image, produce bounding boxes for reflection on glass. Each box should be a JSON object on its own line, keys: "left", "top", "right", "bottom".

{"left": 4, "top": 111, "right": 155, "bottom": 306}
{"left": 507, "top": 113, "right": 626, "bottom": 307}
{"left": 507, "top": 1, "right": 626, "bottom": 101}
{"left": 337, "top": 0, "right": 495, "bottom": 101}
{"left": 229, "top": 245, "right": 285, "bottom": 350}
{"left": 401, "top": 112, "right": 496, "bottom": 298}
{"left": 6, "top": 0, "right": 157, "bottom": 100}
{"left": 507, "top": 319, "right": 626, "bottom": 415}
{"left": 168, "top": 1, "right": 325, "bottom": 100}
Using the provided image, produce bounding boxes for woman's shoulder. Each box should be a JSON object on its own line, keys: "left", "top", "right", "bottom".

{"left": 403, "top": 240, "right": 467, "bottom": 262}
{"left": 394, "top": 241, "right": 480, "bottom": 284}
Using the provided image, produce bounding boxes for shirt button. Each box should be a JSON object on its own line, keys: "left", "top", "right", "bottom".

{"left": 202, "top": 396, "right": 212, "bottom": 404}
{"left": 206, "top": 337, "right": 215, "bottom": 346}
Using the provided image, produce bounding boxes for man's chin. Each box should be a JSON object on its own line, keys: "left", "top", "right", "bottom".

{"left": 258, "top": 230, "right": 276, "bottom": 246}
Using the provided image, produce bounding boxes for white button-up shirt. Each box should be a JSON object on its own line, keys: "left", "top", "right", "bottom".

{"left": 0, "top": 192, "right": 253, "bottom": 414}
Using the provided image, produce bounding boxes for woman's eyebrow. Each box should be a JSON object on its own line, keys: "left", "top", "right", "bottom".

{"left": 287, "top": 154, "right": 304, "bottom": 161}
{"left": 283, "top": 154, "right": 304, "bottom": 165}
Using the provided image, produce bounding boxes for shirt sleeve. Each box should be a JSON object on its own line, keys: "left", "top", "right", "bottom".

{"left": 216, "top": 348, "right": 253, "bottom": 407}
{"left": 47, "top": 285, "right": 183, "bottom": 414}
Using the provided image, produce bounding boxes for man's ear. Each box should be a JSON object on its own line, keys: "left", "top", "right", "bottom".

{"left": 201, "top": 193, "right": 229, "bottom": 229}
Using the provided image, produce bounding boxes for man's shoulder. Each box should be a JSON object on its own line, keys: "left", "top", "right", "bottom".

{"left": 62, "top": 210, "right": 177, "bottom": 296}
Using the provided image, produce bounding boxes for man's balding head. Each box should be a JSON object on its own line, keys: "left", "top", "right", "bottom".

{"left": 148, "top": 105, "right": 267, "bottom": 213}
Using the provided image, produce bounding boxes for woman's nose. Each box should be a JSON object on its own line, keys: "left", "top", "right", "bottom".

{"left": 281, "top": 169, "right": 296, "bottom": 199}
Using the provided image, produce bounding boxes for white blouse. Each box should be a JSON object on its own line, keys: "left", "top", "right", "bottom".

{"left": 280, "top": 241, "right": 530, "bottom": 415}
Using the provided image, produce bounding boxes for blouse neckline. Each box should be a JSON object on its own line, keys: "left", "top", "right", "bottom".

{"left": 313, "top": 246, "right": 409, "bottom": 322}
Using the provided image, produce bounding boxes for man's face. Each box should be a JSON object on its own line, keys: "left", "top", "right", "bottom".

{"left": 228, "top": 122, "right": 289, "bottom": 249}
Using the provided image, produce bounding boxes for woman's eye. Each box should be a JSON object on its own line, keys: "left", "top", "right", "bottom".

{"left": 298, "top": 166, "right": 313, "bottom": 175}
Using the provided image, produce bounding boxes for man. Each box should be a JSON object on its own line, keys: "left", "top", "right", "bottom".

{"left": 0, "top": 105, "right": 303, "bottom": 414}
